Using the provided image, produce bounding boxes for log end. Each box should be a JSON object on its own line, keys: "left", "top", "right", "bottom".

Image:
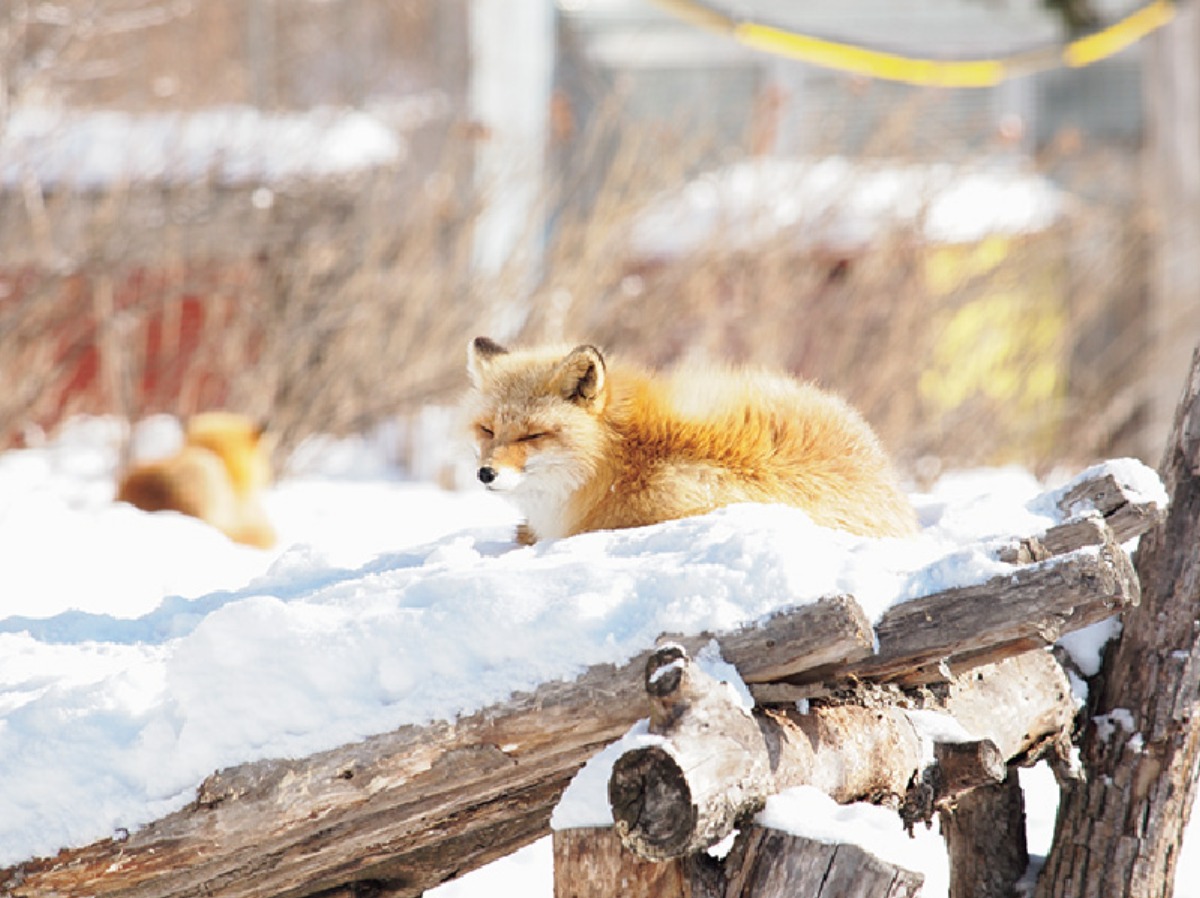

{"left": 609, "top": 745, "right": 697, "bottom": 861}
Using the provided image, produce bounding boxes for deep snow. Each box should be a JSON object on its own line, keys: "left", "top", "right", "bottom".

{"left": 0, "top": 415, "right": 1191, "bottom": 896}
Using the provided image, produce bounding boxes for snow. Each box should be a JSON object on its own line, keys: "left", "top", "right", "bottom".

{"left": 756, "top": 786, "right": 950, "bottom": 893}
{"left": 0, "top": 416, "right": 1188, "bottom": 895}
{"left": 0, "top": 106, "right": 404, "bottom": 189}
{"left": 630, "top": 157, "right": 1066, "bottom": 258}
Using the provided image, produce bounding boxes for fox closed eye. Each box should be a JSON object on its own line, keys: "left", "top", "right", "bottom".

{"left": 517, "top": 432, "right": 548, "bottom": 443}
{"left": 477, "top": 425, "right": 494, "bottom": 438}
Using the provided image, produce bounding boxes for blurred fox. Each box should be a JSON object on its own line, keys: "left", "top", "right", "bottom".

{"left": 464, "top": 337, "right": 916, "bottom": 545}
{"left": 116, "top": 412, "right": 277, "bottom": 549}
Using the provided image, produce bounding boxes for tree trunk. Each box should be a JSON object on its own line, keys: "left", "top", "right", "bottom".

{"left": 1038, "top": 348, "right": 1200, "bottom": 897}
{"left": 940, "top": 768, "right": 1028, "bottom": 898}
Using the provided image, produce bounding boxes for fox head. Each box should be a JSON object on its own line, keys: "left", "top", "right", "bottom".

{"left": 465, "top": 337, "right": 610, "bottom": 532}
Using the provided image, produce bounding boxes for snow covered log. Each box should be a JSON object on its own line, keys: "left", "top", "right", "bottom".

{"left": 553, "top": 825, "right": 924, "bottom": 898}
{"left": 844, "top": 525, "right": 1138, "bottom": 685}
{"left": 721, "top": 826, "right": 925, "bottom": 898}
{"left": 608, "top": 645, "right": 1075, "bottom": 862}
{"left": 0, "top": 598, "right": 875, "bottom": 898}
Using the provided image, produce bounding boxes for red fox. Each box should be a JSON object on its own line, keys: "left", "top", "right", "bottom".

{"left": 116, "top": 412, "right": 277, "bottom": 549}
{"left": 464, "top": 337, "right": 917, "bottom": 544}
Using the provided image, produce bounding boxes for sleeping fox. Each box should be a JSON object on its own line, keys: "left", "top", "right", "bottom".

{"left": 116, "top": 412, "right": 277, "bottom": 548}
{"left": 464, "top": 337, "right": 916, "bottom": 544}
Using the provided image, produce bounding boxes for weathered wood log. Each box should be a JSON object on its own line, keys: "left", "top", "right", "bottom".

{"left": 998, "top": 463, "right": 1165, "bottom": 565}
{"left": 1055, "top": 469, "right": 1167, "bottom": 545}
{"left": 0, "top": 597, "right": 870, "bottom": 898}
{"left": 552, "top": 824, "right": 923, "bottom": 898}
{"left": 1037, "top": 348, "right": 1200, "bottom": 897}
{"left": 939, "top": 768, "right": 1029, "bottom": 898}
{"left": 552, "top": 828, "right": 692, "bottom": 898}
{"left": 609, "top": 644, "right": 773, "bottom": 861}
{"left": 723, "top": 826, "right": 924, "bottom": 898}
{"left": 851, "top": 530, "right": 1139, "bottom": 684}
{"left": 609, "top": 645, "right": 1075, "bottom": 861}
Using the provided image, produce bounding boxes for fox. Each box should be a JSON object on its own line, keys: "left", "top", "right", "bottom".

{"left": 464, "top": 337, "right": 917, "bottom": 544}
{"left": 116, "top": 411, "right": 277, "bottom": 549}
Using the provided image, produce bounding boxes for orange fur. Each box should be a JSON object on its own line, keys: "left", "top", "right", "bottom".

{"left": 116, "top": 412, "right": 277, "bottom": 548}
{"left": 464, "top": 337, "right": 917, "bottom": 543}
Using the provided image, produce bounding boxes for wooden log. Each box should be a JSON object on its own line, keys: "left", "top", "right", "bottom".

{"left": 1054, "top": 469, "right": 1167, "bottom": 545}
{"left": 723, "top": 826, "right": 924, "bottom": 898}
{"left": 552, "top": 828, "right": 689, "bottom": 898}
{"left": 609, "top": 646, "right": 1075, "bottom": 861}
{"left": 552, "top": 824, "right": 923, "bottom": 898}
{"left": 610, "top": 644, "right": 774, "bottom": 861}
{"left": 0, "top": 598, "right": 871, "bottom": 898}
{"left": 999, "top": 470, "right": 1165, "bottom": 564}
{"left": 850, "top": 532, "right": 1139, "bottom": 684}
{"left": 939, "top": 768, "right": 1028, "bottom": 898}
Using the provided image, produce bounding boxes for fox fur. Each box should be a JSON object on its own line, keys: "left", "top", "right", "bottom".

{"left": 464, "top": 337, "right": 917, "bottom": 544}
{"left": 116, "top": 412, "right": 277, "bottom": 549}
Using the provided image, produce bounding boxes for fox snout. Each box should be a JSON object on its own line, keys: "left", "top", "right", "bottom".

{"left": 476, "top": 463, "right": 523, "bottom": 491}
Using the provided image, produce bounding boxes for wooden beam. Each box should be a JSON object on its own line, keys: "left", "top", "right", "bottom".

{"left": 850, "top": 531, "right": 1138, "bottom": 684}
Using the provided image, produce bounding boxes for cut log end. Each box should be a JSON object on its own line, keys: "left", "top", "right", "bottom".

{"left": 609, "top": 745, "right": 697, "bottom": 861}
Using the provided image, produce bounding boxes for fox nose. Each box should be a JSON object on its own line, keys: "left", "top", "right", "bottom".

{"left": 478, "top": 466, "right": 497, "bottom": 485}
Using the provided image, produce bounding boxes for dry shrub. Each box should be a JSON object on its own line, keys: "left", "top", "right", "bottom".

{"left": 0, "top": 100, "right": 1152, "bottom": 478}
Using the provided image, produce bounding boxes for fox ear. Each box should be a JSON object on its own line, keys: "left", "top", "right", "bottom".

{"left": 552, "top": 344, "right": 607, "bottom": 411}
{"left": 467, "top": 336, "right": 508, "bottom": 387}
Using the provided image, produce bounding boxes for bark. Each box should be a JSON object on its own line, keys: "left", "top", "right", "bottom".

{"left": 1037, "top": 347, "right": 1200, "bottom": 898}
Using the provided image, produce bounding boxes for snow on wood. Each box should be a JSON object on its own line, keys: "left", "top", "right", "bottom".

{"left": 0, "top": 460, "right": 1165, "bottom": 898}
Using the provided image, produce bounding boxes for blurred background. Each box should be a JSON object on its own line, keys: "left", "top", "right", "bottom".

{"left": 1, "top": 0, "right": 1197, "bottom": 485}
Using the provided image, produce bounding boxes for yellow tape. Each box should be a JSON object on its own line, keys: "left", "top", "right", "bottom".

{"left": 1064, "top": 0, "right": 1175, "bottom": 67}
{"left": 735, "top": 23, "right": 1008, "bottom": 87}
{"left": 655, "top": 0, "right": 1176, "bottom": 87}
